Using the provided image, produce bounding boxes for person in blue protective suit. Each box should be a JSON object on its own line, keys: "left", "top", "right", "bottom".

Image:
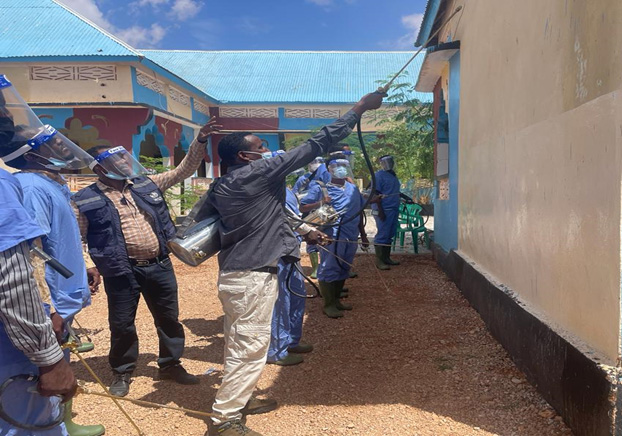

{"left": 293, "top": 157, "right": 327, "bottom": 279}
{"left": 300, "top": 155, "right": 369, "bottom": 318}
{"left": 0, "top": 167, "right": 78, "bottom": 436}
{"left": 267, "top": 188, "right": 319, "bottom": 366}
{"left": 372, "top": 155, "right": 401, "bottom": 270}
{"left": 0, "top": 77, "right": 104, "bottom": 436}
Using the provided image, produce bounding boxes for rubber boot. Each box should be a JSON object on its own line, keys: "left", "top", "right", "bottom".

{"left": 309, "top": 252, "right": 319, "bottom": 279}
{"left": 63, "top": 400, "right": 105, "bottom": 436}
{"left": 374, "top": 245, "right": 390, "bottom": 270}
{"left": 319, "top": 281, "right": 343, "bottom": 318}
{"left": 383, "top": 246, "right": 400, "bottom": 266}
{"left": 335, "top": 280, "right": 352, "bottom": 311}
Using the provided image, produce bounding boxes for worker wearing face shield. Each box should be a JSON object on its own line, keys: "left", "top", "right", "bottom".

{"left": 0, "top": 75, "right": 106, "bottom": 435}
{"left": 371, "top": 154, "right": 402, "bottom": 270}
{"left": 71, "top": 118, "right": 221, "bottom": 398}
{"left": 299, "top": 155, "right": 369, "bottom": 319}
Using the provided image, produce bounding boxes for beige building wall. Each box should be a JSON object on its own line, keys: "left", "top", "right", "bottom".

{"left": 439, "top": 0, "right": 622, "bottom": 363}
{"left": 1, "top": 63, "right": 134, "bottom": 103}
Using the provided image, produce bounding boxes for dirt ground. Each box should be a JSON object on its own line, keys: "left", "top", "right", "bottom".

{"left": 71, "top": 253, "right": 572, "bottom": 436}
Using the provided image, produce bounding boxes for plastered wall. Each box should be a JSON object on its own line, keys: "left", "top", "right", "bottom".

{"left": 1, "top": 63, "right": 134, "bottom": 104}
{"left": 440, "top": 0, "right": 622, "bottom": 363}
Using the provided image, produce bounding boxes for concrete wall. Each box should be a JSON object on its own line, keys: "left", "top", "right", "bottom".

{"left": 440, "top": 0, "right": 622, "bottom": 363}
{"left": 2, "top": 63, "right": 134, "bottom": 103}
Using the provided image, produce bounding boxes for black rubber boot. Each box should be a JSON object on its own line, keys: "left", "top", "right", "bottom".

{"left": 383, "top": 246, "right": 400, "bottom": 266}
{"left": 319, "top": 281, "right": 344, "bottom": 318}
{"left": 374, "top": 245, "right": 390, "bottom": 270}
{"left": 335, "top": 280, "right": 352, "bottom": 311}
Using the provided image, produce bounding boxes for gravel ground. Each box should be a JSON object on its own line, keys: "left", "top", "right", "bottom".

{"left": 71, "top": 253, "right": 572, "bottom": 436}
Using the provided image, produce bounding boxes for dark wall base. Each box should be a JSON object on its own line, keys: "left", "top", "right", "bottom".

{"left": 431, "top": 243, "right": 619, "bottom": 436}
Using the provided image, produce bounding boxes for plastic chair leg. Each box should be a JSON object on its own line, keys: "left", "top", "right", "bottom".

{"left": 412, "top": 231, "right": 418, "bottom": 253}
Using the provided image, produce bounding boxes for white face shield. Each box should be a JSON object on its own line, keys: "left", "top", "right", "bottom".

{"left": 327, "top": 158, "right": 354, "bottom": 181}
{"left": 308, "top": 157, "right": 324, "bottom": 173}
{"left": 380, "top": 155, "right": 395, "bottom": 171}
{"left": 329, "top": 149, "right": 355, "bottom": 168}
{"left": 0, "top": 75, "right": 46, "bottom": 146}
{"left": 90, "top": 146, "right": 148, "bottom": 180}
{"left": 2, "top": 124, "right": 94, "bottom": 170}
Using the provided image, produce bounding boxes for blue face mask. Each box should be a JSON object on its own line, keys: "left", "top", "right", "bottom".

{"left": 247, "top": 150, "right": 285, "bottom": 160}
{"left": 331, "top": 166, "right": 348, "bottom": 179}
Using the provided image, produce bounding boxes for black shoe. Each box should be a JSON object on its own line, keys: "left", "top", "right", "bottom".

{"left": 240, "top": 397, "right": 278, "bottom": 415}
{"left": 159, "top": 364, "right": 199, "bottom": 385}
{"left": 109, "top": 373, "right": 132, "bottom": 397}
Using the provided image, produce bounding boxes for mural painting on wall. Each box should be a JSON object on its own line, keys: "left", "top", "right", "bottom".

{"left": 37, "top": 107, "right": 153, "bottom": 153}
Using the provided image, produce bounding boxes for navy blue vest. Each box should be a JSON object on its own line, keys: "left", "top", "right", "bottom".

{"left": 72, "top": 177, "right": 176, "bottom": 277}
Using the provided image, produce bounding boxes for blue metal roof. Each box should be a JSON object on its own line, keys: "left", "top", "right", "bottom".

{"left": 415, "top": 0, "right": 442, "bottom": 47}
{"left": 142, "top": 50, "right": 432, "bottom": 104}
{"left": 0, "top": 0, "right": 141, "bottom": 59}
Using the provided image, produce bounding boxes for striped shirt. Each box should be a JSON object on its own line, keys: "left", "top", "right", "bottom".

{"left": 0, "top": 241, "right": 64, "bottom": 367}
{"left": 72, "top": 139, "right": 206, "bottom": 260}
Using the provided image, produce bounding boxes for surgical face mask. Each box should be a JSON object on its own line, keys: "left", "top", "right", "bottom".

{"left": 90, "top": 146, "right": 148, "bottom": 180}
{"left": 246, "top": 150, "right": 285, "bottom": 160}
{"left": 331, "top": 166, "right": 349, "bottom": 179}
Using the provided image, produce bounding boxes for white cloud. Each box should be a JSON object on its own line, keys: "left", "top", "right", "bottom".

{"left": 169, "top": 0, "right": 203, "bottom": 21}
{"left": 57, "top": 0, "right": 115, "bottom": 30}
{"left": 134, "top": 0, "right": 169, "bottom": 5}
{"left": 378, "top": 13, "right": 424, "bottom": 49}
{"left": 117, "top": 23, "right": 167, "bottom": 48}
{"left": 56, "top": 0, "right": 168, "bottom": 48}
{"left": 306, "top": 0, "right": 333, "bottom": 5}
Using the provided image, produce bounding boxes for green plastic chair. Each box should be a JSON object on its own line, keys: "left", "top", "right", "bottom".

{"left": 392, "top": 203, "right": 429, "bottom": 253}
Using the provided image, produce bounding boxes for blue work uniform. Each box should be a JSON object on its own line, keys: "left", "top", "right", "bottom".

{"left": 0, "top": 168, "right": 67, "bottom": 436}
{"left": 371, "top": 170, "right": 401, "bottom": 245}
{"left": 294, "top": 164, "right": 331, "bottom": 255}
{"left": 301, "top": 181, "right": 363, "bottom": 282}
{"left": 268, "top": 189, "right": 307, "bottom": 362}
{"left": 15, "top": 172, "right": 91, "bottom": 321}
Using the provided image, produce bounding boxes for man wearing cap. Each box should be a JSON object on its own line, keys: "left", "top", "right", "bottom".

{"left": 72, "top": 118, "right": 221, "bottom": 397}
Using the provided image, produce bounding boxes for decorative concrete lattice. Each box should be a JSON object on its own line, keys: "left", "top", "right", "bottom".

{"left": 284, "top": 108, "right": 341, "bottom": 119}
{"left": 136, "top": 70, "right": 166, "bottom": 95}
{"left": 30, "top": 65, "right": 117, "bottom": 81}
{"left": 220, "top": 107, "right": 277, "bottom": 118}
{"left": 193, "top": 100, "right": 211, "bottom": 116}
{"left": 169, "top": 87, "right": 190, "bottom": 106}
{"left": 284, "top": 109, "right": 312, "bottom": 118}
{"left": 313, "top": 108, "right": 340, "bottom": 118}
{"left": 439, "top": 178, "right": 449, "bottom": 200}
{"left": 362, "top": 107, "right": 400, "bottom": 122}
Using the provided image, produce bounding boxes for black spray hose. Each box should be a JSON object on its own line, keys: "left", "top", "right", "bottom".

{"left": 286, "top": 262, "right": 320, "bottom": 298}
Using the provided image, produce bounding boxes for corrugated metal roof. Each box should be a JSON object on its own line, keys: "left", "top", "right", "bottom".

{"left": 0, "top": 0, "right": 141, "bottom": 59}
{"left": 142, "top": 50, "right": 432, "bottom": 104}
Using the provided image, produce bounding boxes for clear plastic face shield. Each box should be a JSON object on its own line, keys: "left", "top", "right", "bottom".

{"left": 0, "top": 75, "right": 45, "bottom": 145}
{"left": 327, "top": 158, "right": 354, "bottom": 181}
{"left": 379, "top": 155, "right": 395, "bottom": 171}
{"left": 2, "top": 124, "right": 94, "bottom": 170}
{"left": 330, "top": 149, "right": 354, "bottom": 168}
{"left": 308, "top": 157, "right": 324, "bottom": 173}
{"left": 90, "top": 146, "right": 148, "bottom": 180}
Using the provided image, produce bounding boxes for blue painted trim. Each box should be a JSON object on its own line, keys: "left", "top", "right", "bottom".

{"left": 415, "top": 0, "right": 442, "bottom": 47}
{"left": 190, "top": 97, "right": 210, "bottom": 125}
{"left": 131, "top": 67, "right": 168, "bottom": 112}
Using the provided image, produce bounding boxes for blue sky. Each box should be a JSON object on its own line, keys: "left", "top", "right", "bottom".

{"left": 57, "top": 0, "right": 428, "bottom": 51}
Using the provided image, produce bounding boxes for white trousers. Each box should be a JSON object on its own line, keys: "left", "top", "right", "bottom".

{"left": 212, "top": 270, "right": 279, "bottom": 423}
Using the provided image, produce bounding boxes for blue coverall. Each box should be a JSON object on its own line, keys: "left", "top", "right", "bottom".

{"left": 15, "top": 172, "right": 91, "bottom": 322}
{"left": 267, "top": 189, "right": 307, "bottom": 362}
{"left": 371, "top": 170, "right": 401, "bottom": 245}
{"left": 293, "top": 164, "right": 331, "bottom": 255}
{"left": 0, "top": 169, "right": 68, "bottom": 436}
{"left": 301, "top": 181, "right": 363, "bottom": 282}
